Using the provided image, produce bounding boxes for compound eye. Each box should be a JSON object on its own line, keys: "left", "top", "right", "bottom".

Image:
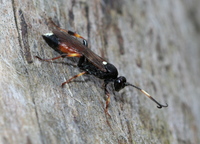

{"left": 116, "top": 79, "right": 121, "bottom": 84}
{"left": 114, "top": 76, "right": 126, "bottom": 91}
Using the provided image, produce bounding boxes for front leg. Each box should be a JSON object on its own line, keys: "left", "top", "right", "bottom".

{"left": 103, "top": 82, "right": 111, "bottom": 118}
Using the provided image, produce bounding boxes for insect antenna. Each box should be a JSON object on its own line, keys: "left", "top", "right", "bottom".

{"left": 125, "top": 83, "right": 168, "bottom": 109}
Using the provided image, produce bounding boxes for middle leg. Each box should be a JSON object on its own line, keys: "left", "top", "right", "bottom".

{"left": 61, "top": 71, "right": 87, "bottom": 87}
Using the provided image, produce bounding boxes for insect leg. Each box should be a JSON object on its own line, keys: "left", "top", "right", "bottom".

{"left": 49, "top": 18, "right": 86, "bottom": 40}
{"left": 35, "top": 53, "right": 82, "bottom": 62}
{"left": 61, "top": 71, "right": 87, "bottom": 87}
{"left": 68, "top": 31, "right": 88, "bottom": 47}
{"left": 66, "top": 53, "right": 82, "bottom": 57}
{"left": 104, "top": 82, "right": 111, "bottom": 117}
{"left": 35, "top": 54, "right": 67, "bottom": 61}
{"left": 67, "top": 31, "right": 86, "bottom": 40}
{"left": 49, "top": 18, "right": 88, "bottom": 47}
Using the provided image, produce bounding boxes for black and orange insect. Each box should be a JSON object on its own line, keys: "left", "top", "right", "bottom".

{"left": 36, "top": 20, "right": 168, "bottom": 115}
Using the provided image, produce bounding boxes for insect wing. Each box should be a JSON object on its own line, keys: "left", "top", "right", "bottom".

{"left": 53, "top": 29, "right": 107, "bottom": 72}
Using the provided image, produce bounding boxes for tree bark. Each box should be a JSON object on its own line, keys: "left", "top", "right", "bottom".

{"left": 1, "top": 0, "right": 200, "bottom": 144}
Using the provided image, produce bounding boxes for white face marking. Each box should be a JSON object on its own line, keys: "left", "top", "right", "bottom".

{"left": 43, "top": 33, "right": 53, "bottom": 36}
{"left": 103, "top": 61, "right": 108, "bottom": 65}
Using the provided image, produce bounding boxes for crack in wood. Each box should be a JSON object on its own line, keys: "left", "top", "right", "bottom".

{"left": 19, "top": 9, "right": 33, "bottom": 64}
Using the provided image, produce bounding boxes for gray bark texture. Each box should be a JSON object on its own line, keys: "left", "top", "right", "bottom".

{"left": 1, "top": 0, "right": 200, "bottom": 144}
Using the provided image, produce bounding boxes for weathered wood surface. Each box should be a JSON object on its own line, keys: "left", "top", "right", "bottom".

{"left": 1, "top": 0, "right": 200, "bottom": 143}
